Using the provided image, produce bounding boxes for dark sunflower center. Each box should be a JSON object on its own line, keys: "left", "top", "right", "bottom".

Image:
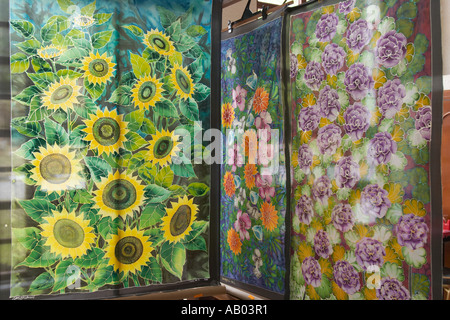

{"left": 92, "top": 117, "right": 121, "bottom": 146}
{"left": 169, "top": 204, "right": 192, "bottom": 237}
{"left": 51, "top": 85, "right": 73, "bottom": 104}
{"left": 153, "top": 136, "right": 174, "bottom": 159}
{"left": 138, "top": 81, "right": 157, "bottom": 102}
{"left": 175, "top": 69, "right": 191, "bottom": 94}
{"left": 53, "top": 218, "right": 85, "bottom": 248}
{"left": 89, "top": 59, "right": 109, "bottom": 77}
{"left": 149, "top": 35, "right": 169, "bottom": 52}
{"left": 39, "top": 154, "right": 72, "bottom": 184}
{"left": 102, "top": 179, "right": 137, "bottom": 211}
{"left": 114, "top": 236, "right": 143, "bottom": 265}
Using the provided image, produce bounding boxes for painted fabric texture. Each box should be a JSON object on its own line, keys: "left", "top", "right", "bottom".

{"left": 220, "top": 17, "right": 287, "bottom": 294}
{"left": 10, "top": 0, "right": 212, "bottom": 296}
{"left": 289, "top": 0, "right": 433, "bottom": 300}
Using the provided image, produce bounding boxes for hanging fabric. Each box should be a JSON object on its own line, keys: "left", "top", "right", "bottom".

{"left": 9, "top": 0, "right": 215, "bottom": 297}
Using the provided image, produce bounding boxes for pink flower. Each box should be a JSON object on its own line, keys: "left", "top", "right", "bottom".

{"left": 234, "top": 210, "right": 251, "bottom": 240}
{"left": 232, "top": 85, "right": 247, "bottom": 112}
{"left": 227, "top": 143, "right": 244, "bottom": 172}
{"left": 256, "top": 174, "right": 275, "bottom": 202}
{"left": 255, "top": 110, "right": 273, "bottom": 142}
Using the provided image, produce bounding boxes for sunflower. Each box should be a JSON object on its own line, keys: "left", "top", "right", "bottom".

{"left": 131, "top": 75, "right": 164, "bottom": 110}
{"left": 260, "top": 201, "right": 278, "bottom": 232}
{"left": 143, "top": 29, "right": 175, "bottom": 57}
{"left": 147, "top": 129, "right": 180, "bottom": 167}
{"left": 37, "top": 44, "right": 65, "bottom": 59}
{"left": 82, "top": 108, "right": 129, "bottom": 156}
{"left": 30, "top": 144, "right": 84, "bottom": 194}
{"left": 72, "top": 14, "right": 95, "bottom": 28}
{"left": 41, "top": 77, "right": 82, "bottom": 112}
{"left": 170, "top": 64, "right": 194, "bottom": 101}
{"left": 244, "top": 163, "right": 258, "bottom": 189}
{"left": 222, "top": 103, "right": 235, "bottom": 129}
{"left": 105, "top": 227, "right": 154, "bottom": 275}
{"left": 252, "top": 87, "right": 269, "bottom": 114}
{"left": 223, "top": 171, "right": 236, "bottom": 197}
{"left": 40, "top": 208, "right": 95, "bottom": 259}
{"left": 227, "top": 228, "right": 242, "bottom": 255}
{"left": 80, "top": 51, "right": 116, "bottom": 85}
{"left": 242, "top": 129, "right": 258, "bottom": 163}
{"left": 93, "top": 171, "right": 145, "bottom": 220}
{"left": 161, "top": 196, "right": 198, "bottom": 243}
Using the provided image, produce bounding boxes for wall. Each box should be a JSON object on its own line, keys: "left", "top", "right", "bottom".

{"left": 441, "top": 0, "right": 450, "bottom": 89}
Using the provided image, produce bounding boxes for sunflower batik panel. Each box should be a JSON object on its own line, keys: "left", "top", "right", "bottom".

{"left": 220, "top": 15, "right": 287, "bottom": 296}
{"left": 289, "top": 0, "right": 435, "bottom": 300}
{"left": 10, "top": 0, "right": 213, "bottom": 297}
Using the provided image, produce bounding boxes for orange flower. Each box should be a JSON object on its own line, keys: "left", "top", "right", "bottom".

{"left": 244, "top": 164, "right": 258, "bottom": 189}
{"left": 223, "top": 171, "right": 236, "bottom": 197}
{"left": 222, "top": 103, "right": 235, "bottom": 128}
{"left": 227, "top": 228, "right": 242, "bottom": 255}
{"left": 260, "top": 201, "right": 278, "bottom": 231}
{"left": 252, "top": 87, "right": 269, "bottom": 114}
{"left": 242, "top": 129, "right": 258, "bottom": 163}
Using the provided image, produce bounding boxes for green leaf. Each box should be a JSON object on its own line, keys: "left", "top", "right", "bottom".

{"left": 84, "top": 78, "right": 106, "bottom": 101}
{"left": 81, "top": 0, "right": 96, "bottom": 16}
{"left": 412, "top": 184, "right": 430, "bottom": 204}
{"left": 123, "top": 25, "right": 144, "bottom": 37}
{"left": 179, "top": 98, "right": 199, "bottom": 121}
{"left": 183, "top": 236, "right": 206, "bottom": 252}
{"left": 11, "top": 117, "right": 42, "bottom": 137}
{"left": 402, "top": 247, "right": 427, "bottom": 268}
{"left": 73, "top": 95, "right": 98, "bottom": 119}
{"left": 29, "top": 271, "right": 54, "bottom": 292}
{"left": 53, "top": 259, "right": 80, "bottom": 292}
{"left": 156, "top": 6, "right": 177, "bottom": 28}
{"left": 315, "top": 275, "right": 332, "bottom": 299}
{"left": 140, "top": 118, "right": 156, "bottom": 135}
{"left": 15, "top": 38, "right": 41, "bottom": 55}
{"left": 174, "top": 33, "right": 196, "bottom": 53}
{"left": 140, "top": 203, "right": 166, "bottom": 228}
{"left": 12, "top": 227, "right": 41, "bottom": 250}
{"left": 124, "top": 131, "right": 148, "bottom": 151}
{"left": 170, "top": 153, "right": 196, "bottom": 178}
{"left": 40, "top": 19, "right": 58, "bottom": 42}
{"left": 84, "top": 156, "right": 112, "bottom": 182}
{"left": 13, "top": 85, "right": 41, "bottom": 106}
{"left": 18, "top": 199, "right": 56, "bottom": 224}
{"left": 92, "top": 30, "right": 113, "bottom": 49}
{"left": 44, "top": 118, "right": 69, "bottom": 146}
{"left": 31, "top": 56, "right": 52, "bottom": 73}
{"left": 11, "top": 19, "right": 35, "bottom": 38}
{"left": 179, "top": 7, "right": 193, "bottom": 29}
{"left": 15, "top": 137, "right": 46, "bottom": 160}
{"left": 27, "top": 72, "right": 56, "bottom": 90}
{"left": 57, "top": 47, "right": 88, "bottom": 67}
{"left": 144, "top": 184, "right": 171, "bottom": 204}
{"left": 160, "top": 241, "right": 186, "bottom": 280}
{"left": 140, "top": 257, "right": 162, "bottom": 283}
{"left": 166, "top": 20, "right": 182, "bottom": 42}
{"left": 108, "top": 85, "right": 132, "bottom": 106}
{"left": 397, "top": 1, "right": 417, "bottom": 19}
{"left": 193, "top": 83, "right": 210, "bottom": 102}
{"left": 57, "top": 69, "right": 83, "bottom": 80}
{"left": 188, "top": 59, "right": 204, "bottom": 83}
{"left": 47, "top": 15, "right": 70, "bottom": 33}
{"left": 182, "top": 220, "right": 208, "bottom": 244}
{"left": 154, "top": 98, "right": 179, "bottom": 119}
{"left": 16, "top": 243, "right": 58, "bottom": 268}
{"left": 74, "top": 248, "right": 105, "bottom": 269}
{"left": 414, "top": 33, "right": 429, "bottom": 55}
{"left": 186, "top": 182, "right": 209, "bottom": 197}
{"left": 70, "top": 189, "right": 94, "bottom": 204}
{"left": 186, "top": 25, "right": 207, "bottom": 38}
{"left": 155, "top": 166, "right": 174, "bottom": 188}
{"left": 129, "top": 52, "right": 152, "bottom": 78}
{"left": 57, "top": 0, "right": 76, "bottom": 13}
{"left": 94, "top": 13, "right": 112, "bottom": 25}
{"left": 10, "top": 52, "right": 29, "bottom": 73}
{"left": 71, "top": 38, "right": 93, "bottom": 52}
{"left": 396, "top": 19, "right": 414, "bottom": 38}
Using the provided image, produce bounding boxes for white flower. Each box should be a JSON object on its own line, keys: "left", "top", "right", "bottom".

{"left": 252, "top": 249, "right": 263, "bottom": 278}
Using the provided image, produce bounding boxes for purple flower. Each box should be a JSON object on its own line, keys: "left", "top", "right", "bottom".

{"left": 346, "top": 19, "right": 372, "bottom": 53}
{"left": 377, "top": 278, "right": 410, "bottom": 300}
{"left": 297, "top": 144, "right": 313, "bottom": 173}
{"left": 395, "top": 213, "right": 429, "bottom": 250}
{"left": 360, "top": 184, "right": 391, "bottom": 219}
{"left": 290, "top": 53, "right": 298, "bottom": 79}
{"left": 317, "top": 124, "right": 342, "bottom": 155}
{"left": 295, "top": 195, "right": 314, "bottom": 225}
{"left": 314, "top": 229, "right": 333, "bottom": 259}
{"left": 312, "top": 175, "right": 332, "bottom": 205}
{"left": 344, "top": 63, "right": 374, "bottom": 101}
{"left": 375, "top": 30, "right": 407, "bottom": 68}
{"left": 255, "top": 174, "right": 275, "bottom": 203}
{"left": 335, "top": 156, "right": 360, "bottom": 189}
{"left": 332, "top": 203, "right": 355, "bottom": 232}
{"left": 298, "top": 105, "right": 321, "bottom": 132}
{"left": 355, "top": 237, "right": 386, "bottom": 271}
{"left": 343, "top": 102, "right": 371, "bottom": 141}
{"left": 234, "top": 210, "right": 251, "bottom": 241}
{"left": 232, "top": 85, "right": 247, "bottom": 112}
{"left": 322, "top": 43, "right": 346, "bottom": 75}
{"left": 339, "top": 0, "right": 356, "bottom": 14}
{"left": 315, "top": 13, "right": 339, "bottom": 42}
{"left": 367, "top": 132, "right": 397, "bottom": 165}
{"left": 378, "top": 79, "right": 406, "bottom": 119}
{"left": 333, "top": 260, "right": 361, "bottom": 295}
{"left": 301, "top": 257, "right": 322, "bottom": 287}
{"left": 317, "top": 85, "right": 341, "bottom": 121}
{"left": 415, "top": 106, "right": 432, "bottom": 141}
{"left": 304, "top": 61, "right": 325, "bottom": 91}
